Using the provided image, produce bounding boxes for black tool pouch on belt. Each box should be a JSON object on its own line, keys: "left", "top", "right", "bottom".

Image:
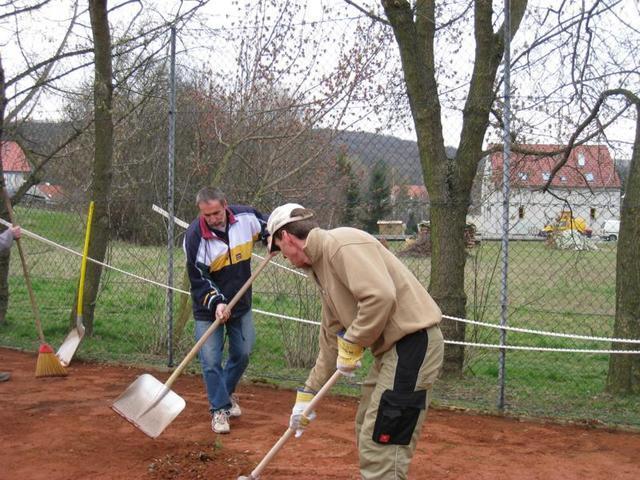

{"left": 372, "top": 389, "right": 427, "bottom": 445}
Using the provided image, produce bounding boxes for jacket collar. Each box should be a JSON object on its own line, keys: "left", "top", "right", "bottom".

{"left": 199, "top": 208, "right": 237, "bottom": 240}
{"left": 302, "top": 227, "right": 324, "bottom": 264}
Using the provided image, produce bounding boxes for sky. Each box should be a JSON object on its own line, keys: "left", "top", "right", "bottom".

{"left": 1, "top": 0, "right": 638, "bottom": 158}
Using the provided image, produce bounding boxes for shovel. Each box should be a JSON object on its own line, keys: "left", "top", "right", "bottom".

{"left": 238, "top": 370, "right": 342, "bottom": 480}
{"left": 57, "top": 201, "right": 94, "bottom": 367}
{"left": 112, "top": 252, "right": 276, "bottom": 438}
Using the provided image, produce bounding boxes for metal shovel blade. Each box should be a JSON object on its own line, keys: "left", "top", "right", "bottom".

{"left": 56, "top": 322, "right": 85, "bottom": 367}
{"left": 111, "top": 373, "right": 186, "bottom": 439}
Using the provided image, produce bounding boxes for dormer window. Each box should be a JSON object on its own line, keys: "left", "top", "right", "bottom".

{"left": 560, "top": 175, "right": 567, "bottom": 182}
{"left": 542, "top": 172, "right": 550, "bottom": 181}
{"left": 585, "top": 172, "right": 594, "bottom": 182}
{"left": 577, "top": 152, "right": 586, "bottom": 167}
{"left": 518, "top": 172, "right": 528, "bottom": 181}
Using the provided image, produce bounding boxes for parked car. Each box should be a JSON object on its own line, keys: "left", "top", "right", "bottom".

{"left": 601, "top": 219, "right": 620, "bottom": 241}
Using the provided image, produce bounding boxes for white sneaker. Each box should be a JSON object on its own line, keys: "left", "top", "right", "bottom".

{"left": 212, "top": 410, "right": 230, "bottom": 434}
{"left": 229, "top": 394, "right": 242, "bottom": 417}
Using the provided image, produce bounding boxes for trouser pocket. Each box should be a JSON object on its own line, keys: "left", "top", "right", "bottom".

{"left": 372, "top": 389, "right": 426, "bottom": 445}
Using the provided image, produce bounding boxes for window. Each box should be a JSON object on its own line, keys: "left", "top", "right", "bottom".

{"left": 542, "top": 172, "right": 550, "bottom": 181}
{"left": 590, "top": 208, "right": 596, "bottom": 220}
{"left": 585, "top": 172, "right": 594, "bottom": 182}
{"left": 518, "top": 206, "right": 525, "bottom": 219}
{"left": 518, "top": 172, "right": 528, "bottom": 181}
{"left": 578, "top": 152, "right": 586, "bottom": 167}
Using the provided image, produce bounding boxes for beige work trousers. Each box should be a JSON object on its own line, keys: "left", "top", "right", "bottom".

{"left": 355, "top": 325, "right": 444, "bottom": 479}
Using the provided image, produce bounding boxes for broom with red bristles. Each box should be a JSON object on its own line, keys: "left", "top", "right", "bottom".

{"left": 2, "top": 187, "right": 67, "bottom": 377}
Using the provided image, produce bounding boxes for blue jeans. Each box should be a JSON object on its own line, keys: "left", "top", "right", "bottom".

{"left": 195, "top": 309, "right": 256, "bottom": 413}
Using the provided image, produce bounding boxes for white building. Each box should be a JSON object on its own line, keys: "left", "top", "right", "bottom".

{"left": 470, "top": 144, "right": 622, "bottom": 239}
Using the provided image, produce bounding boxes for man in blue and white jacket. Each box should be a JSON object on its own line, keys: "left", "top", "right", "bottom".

{"left": 183, "top": 187, "right": 268, "bottom": 434}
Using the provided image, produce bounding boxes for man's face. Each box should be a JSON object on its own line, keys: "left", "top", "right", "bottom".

{"left": 199, "top": 199, "right": 227, "bottom": 230}
{"left": 274, "top": 231, "right": 309, "bottom": 268}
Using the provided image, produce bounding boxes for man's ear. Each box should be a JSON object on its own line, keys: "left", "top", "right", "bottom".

{"left": 280, "top": 230, "right": 289, "bottom": 246}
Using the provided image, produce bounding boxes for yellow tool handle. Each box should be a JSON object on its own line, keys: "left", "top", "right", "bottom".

{"left": 77, "top": 201, "right": 95, "bottom": 316}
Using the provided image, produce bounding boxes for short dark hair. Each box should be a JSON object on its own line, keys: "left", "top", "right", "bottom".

{"left": 195, "top": 187, "right": 226, "bottom": 207}
{"left": 272, "top": 208, "right": 318, "bottom": 242}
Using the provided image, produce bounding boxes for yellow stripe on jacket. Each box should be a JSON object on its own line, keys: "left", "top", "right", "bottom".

{"left": 208, "top": 240, "right": 254, "bottom": 273}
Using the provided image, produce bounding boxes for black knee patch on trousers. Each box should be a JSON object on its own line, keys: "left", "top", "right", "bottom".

{"left": 394, "top": 329, "right": 428, "bottom": 392}
{"left": 372, "top": 329, "right": 429, "bottom": 445}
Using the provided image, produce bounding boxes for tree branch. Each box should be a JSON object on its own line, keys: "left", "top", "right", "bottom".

{"left": 542, "top": 88, "right": 639, "bottom": 192}
{"left": 342, "top": 0, "right": 390, "bottom": 25}
{"left": 0, "top": 0, "right": 51, "bottom": 21}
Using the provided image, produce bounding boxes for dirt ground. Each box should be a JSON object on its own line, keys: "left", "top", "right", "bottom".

{"left": 1, "top": 347, "right": 639, "bottom": 480}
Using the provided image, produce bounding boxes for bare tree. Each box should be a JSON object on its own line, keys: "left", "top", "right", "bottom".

{"left": 378, "top": 0, "right": 528, "bottom": 374}
{"left": 355, "top": 0, "right": 637, "bottom": 377}
{"left": 82, "top": 0, "right": 113, "bottom": 336}
{"left": 538, "top": 88, "right": 639, "bottom": 393}
{"left": 607, "top": 92, "right": 640, "bottom": 394}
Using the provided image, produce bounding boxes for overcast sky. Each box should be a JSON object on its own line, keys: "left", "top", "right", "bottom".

{"left": 2, "top": 0, "right": 638, "bottom": 157}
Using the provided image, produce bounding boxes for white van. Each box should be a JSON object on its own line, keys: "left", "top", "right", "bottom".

{"left": 601, "top": 219, "right": 620, "bottom": 241}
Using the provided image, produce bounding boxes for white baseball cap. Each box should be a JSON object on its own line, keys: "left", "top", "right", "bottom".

{"left": 266, "top": 203, "right": 314, "bottom": 252}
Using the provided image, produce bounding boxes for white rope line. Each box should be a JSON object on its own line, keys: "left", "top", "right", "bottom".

{"left": 253, "top": 308, "right": 321, "bottom": 326}
{"left": 442, "top": 314, "right": 640, "bottom": 344}
{"left": 151, "top": 204, "right": 307, "bottom": 278}
{"left": 250, "top": 310, "right": 640, "bottom": 353}
{"left": 0, "top": 219, "right": 192, "bottom": 295}
{"left": 445, "top": 340, "right": 640, "bottom": 355}
{"left": 7, "top": 218, "right": 640, "bottom": 354}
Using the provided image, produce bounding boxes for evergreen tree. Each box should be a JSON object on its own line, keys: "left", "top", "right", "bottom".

{"left": 362, "top": 160, "right": 391, "bottom": 233}
{"left": 406, "top": 210, "right": 418, "bottom": 234}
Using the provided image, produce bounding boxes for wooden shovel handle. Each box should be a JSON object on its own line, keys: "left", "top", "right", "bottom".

{"left": 164, "top": 251, "right": 277, "bottom": 388}
{"left": 1, "top": 187, "right": 45, "bottom": 343}
{"left": 249, "top": 370, "right": 343, "bottom": 478}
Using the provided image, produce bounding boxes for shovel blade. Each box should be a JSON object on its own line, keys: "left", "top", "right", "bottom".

{"left": 56, "top": 327, "right": 84, "bottom": 367}
{"left": 111, "top": 373, "right": 186, "bottom": 439}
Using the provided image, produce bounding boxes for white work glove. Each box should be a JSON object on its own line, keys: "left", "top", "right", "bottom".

{"left": 336, "top": 331, "right": 364, "bottom": 377}
{"left": 290, "top": 389, "right": 316, "bottom": 438}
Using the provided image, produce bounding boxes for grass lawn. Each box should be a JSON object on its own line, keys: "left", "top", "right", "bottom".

{"left": 1, "top": 206, "right": 637, "bottom": 427}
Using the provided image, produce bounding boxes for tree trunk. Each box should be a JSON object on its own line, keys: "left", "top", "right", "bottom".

{"left": 84, "top": 0, "right": 113, "bottom": 336}
{"left": 382, "top": 0, "right": 527, "bottom": 373}
{"left": 606, "top": 111, "right": 640, "bottom": 394}
{"left": 429, "top": 197, "right": 469, "bottom": 374}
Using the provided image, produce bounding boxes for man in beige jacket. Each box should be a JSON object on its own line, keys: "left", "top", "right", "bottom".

{"left": 267, "top": 203, "right": 444, "bottom": 479}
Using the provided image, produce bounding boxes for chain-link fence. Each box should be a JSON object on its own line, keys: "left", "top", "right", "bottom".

{"left": 1, "top": 1, "right": 637, "bottom": 428}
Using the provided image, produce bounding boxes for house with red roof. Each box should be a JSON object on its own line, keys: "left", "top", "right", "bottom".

{"left": 471, "top": 144, "right": 622, "bottom": 238}
{"left": 1, "top": 141, "right": 64, "bottom": 203}
{"left": 1, "top": 141, "right": 31, "bottom": 195}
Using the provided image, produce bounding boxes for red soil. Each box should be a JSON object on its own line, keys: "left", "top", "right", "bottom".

{"left": 1, "top": 347, "right": 639, "bottom": 479}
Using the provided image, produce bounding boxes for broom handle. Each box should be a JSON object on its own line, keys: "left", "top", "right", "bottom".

{"left": 164, "top": 251, "right": 276, "bottom": 388}
{"left": 1, "top": 187, "right": 45, "bottom": 343}
{"left": 249, "top": 370, "right": 343, "bottom": 478}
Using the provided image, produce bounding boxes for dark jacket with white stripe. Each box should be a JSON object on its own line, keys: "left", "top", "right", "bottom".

{"left": 183, "top": 204, "right": 268, "bottom": 322}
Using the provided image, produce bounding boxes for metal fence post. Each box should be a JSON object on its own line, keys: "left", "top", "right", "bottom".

{"left": 498, "top": 0, "right": 512, "bottom": 411}
{"left": 166, "top": 24, "right": 176, "bottom": 367}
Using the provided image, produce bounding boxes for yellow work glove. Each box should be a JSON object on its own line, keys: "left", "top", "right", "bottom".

{"left": 290, "top": 389, "right": 316, "bottom": 438}
{"left": 337, "top": 331, "right": 364, "bottom": 377}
